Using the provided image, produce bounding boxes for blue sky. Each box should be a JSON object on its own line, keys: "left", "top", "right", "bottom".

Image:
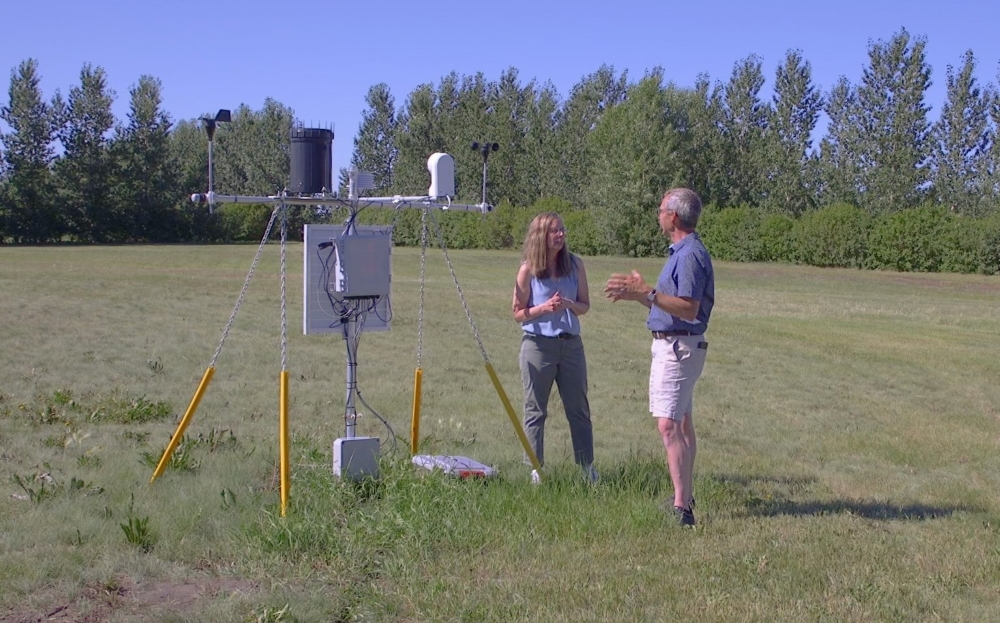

{"left": 3, "top": 0, "right": 999, "bottom": 174}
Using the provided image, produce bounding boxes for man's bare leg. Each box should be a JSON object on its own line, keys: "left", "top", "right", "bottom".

{"left": 658, "top": 417, "right": 691, "bottom": 509}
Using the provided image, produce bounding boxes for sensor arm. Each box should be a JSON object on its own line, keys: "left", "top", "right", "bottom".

{"left": 192, "top": 192, "right": 492, "bottom": 213}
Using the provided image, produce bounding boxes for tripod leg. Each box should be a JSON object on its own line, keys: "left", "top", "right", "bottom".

{"left": 150, "top": 367, "right": 215, "bottom": 483}
{"left": 410, "top": 368, "right": 423, "bottom": 455}
{"left": 279, "top": 370, "right": 290, "bottom": 516}
{"left": 485, "top": 363, "right": 542, "bottom": 476}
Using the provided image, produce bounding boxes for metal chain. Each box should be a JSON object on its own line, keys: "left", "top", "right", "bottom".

{"left": 280, "top": 203, "right": 288, "bottom": 372}
{"left": 416, "top": 207, "right": 428, "bottom": 369}
{"left": 209, "top": 205, "right": 282, "bottom": 369}
{"left": 426, "top": 207, "right": 490, "bottom": 364}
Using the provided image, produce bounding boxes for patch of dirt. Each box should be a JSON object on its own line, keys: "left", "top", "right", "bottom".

{"left": 0, "top": 577, "right": 256, "bottom": 623}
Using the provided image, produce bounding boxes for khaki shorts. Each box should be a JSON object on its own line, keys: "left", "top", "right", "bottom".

{"left": 649, "top": 335, "right": 707, "bottom": 420}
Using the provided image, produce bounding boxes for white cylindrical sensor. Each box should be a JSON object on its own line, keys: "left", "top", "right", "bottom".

{"left": 427, "top": 153, "right": 455, "bottom": 198}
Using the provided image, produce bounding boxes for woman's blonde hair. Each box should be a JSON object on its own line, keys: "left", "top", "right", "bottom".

{"left": 521, "top": 212, "right": 574, "bottom": 278}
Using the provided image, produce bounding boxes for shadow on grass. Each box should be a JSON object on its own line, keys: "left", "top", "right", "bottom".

{"left": 712, "top": 473, "right": 981, "bottom": 520}
{"left": 750, "top": 499, "right": 979, "bottom": 520}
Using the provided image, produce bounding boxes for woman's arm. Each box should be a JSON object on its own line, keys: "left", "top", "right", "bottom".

{"left": 513, "top": 264, "right": 541, "bottom": 323}
{"left": 565, "top": 257, "right": 590, "bottom": 317}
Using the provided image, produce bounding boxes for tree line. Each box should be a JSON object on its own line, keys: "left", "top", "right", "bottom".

{"left": 0, "top": 59, "right": 302, "bottom": 244}
{"left": 354, "top": 29, "right": 1000, "bottom": 258}
{"left": 3, "top": 29, "right": 1000, "bottom": 268}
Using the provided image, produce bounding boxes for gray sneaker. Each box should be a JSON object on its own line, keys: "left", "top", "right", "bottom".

{"left": 583, "top": 464, "right": 599, "bottom": 484}
{"left": 673, "top": 505, "right": 696, "bottom": 527}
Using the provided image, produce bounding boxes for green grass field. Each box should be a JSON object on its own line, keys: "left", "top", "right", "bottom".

{"left": 1, "top": 244, "right": 999, "bottom": 622}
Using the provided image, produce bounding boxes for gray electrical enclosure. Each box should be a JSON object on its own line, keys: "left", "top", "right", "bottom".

{"left": 333, "top": 235, "right": 392, "bottom": 298}
{"left": 302, "top": 224, "right": 392, "bottom": 335}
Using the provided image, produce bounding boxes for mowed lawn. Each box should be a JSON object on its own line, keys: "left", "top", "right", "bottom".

{"left": 1, "top": 244, "right": 999, "bottom": 622}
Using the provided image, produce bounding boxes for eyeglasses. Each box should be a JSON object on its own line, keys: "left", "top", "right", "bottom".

{"left": 548, "top": 227, "right": 566, "bottom": 234}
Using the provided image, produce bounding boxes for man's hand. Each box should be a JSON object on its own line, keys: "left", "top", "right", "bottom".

{"left": 604, "top": 270, "right": 649, "bottom": 302}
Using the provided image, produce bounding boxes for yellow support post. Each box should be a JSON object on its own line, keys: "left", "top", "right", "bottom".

{"left": 484, "top": 363, "right": 541, "bottom": 473}
{"left": 279, "top": 370, "right": 290, "bottom": 517}
{"left": 150, "top": 366, "right": 215, "bottom": 483}
{"left": 410, "top": 368, "right": 423, "bottom": 455}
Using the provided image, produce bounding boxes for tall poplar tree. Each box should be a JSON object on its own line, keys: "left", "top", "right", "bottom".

{"left": 0, "top": 59, "right": 60, "bottom": 242}
{"left": 765, "top": 50, "right": 823, "bottom": 215}
{"left": 54, "top": 63, "right": 116, "bottom": 241}
{"left": 854, "top": 29, "right": 932, "bottom": 214}
{"left": 930, "top": 50, "right": 992, "bottom": 215}
{"left": 113, "top": 75, "right": 180, "bottom": 241}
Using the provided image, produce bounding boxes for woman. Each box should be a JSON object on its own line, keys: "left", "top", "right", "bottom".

{"left": 512, "top": 212, "right": 596, "bottom": 483}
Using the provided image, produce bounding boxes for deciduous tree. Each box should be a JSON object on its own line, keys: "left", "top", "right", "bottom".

{"left": 351, "top": 83, "right": 396, "bottom": 195}
{"left": 586, "top": 71, "right": 681, "bottom": 256}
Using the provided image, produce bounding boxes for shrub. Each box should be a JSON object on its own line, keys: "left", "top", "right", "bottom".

{"left": 940, "top": 216, "right": 984, "bottom": 274}
{"left": 976, "top": 214, "right": 1000, "bottom": 275}
{"left": 699, "top": 205, "right": 762, "bottom": 262}
{"left": 387, "top": 208, "right": 422, "bottom": 247}
{"left": 792, "top": 204, "right": 870, "bottom": 268}
{"left": 759, "top": 214, "right": 796, "bottom": 262}
{"left": 531, "top": 196, "right": 574, "bottom": 215}
{"left": 942, "top": 212, "right": 1000, "bottom": 275}
{"left": 217, "top": 203, "right": 274, "bottom": 242}
{"left": 562, "top": 209, "right": 606, "bottom": 256}
{"left": 499, "top": 198, "right": 605, "bottom": 256}
{"left": 477, "top": 200, "right": 532, "bottom": 250}
{"left": 434, "top": 211, "right": 482, "bottom": 249}
{"left": 865, "top": 205, "right": 949, "bottom": 272}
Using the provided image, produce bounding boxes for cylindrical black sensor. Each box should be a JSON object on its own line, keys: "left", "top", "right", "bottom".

{"left": 289, "top": 127, "right": 334, "bottom": 195}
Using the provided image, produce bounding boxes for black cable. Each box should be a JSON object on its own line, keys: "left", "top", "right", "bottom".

{"left": 339, "top": 309, "right": 398, "bottom": 454}
{"left": 317, "top": 217, "right": 397, "bottom": 449}
{"left": 342, "top": 313, "right": 357, "bottom": 437}
{"left": 317, "top": 244, "right": 341, "bottom": 323}
{"left": 371, "top": 297, "right": 391, "bottom": 326}
{"left": 356, "top": 386, "right": 398, "bottom": 455}
{"left": 343, "top": 206, "right": 361, "bottom": 234}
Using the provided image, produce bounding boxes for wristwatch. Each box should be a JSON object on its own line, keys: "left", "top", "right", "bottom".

{"left": 646, "top": 289, "right": 657, "bottom": 302}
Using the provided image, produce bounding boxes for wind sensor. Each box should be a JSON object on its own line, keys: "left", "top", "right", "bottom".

{"left": 200, "top": 110, "right": 231, "bottom": 213}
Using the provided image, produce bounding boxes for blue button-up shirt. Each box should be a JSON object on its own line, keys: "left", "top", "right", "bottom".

{"left": 646, "top": 232, "right": 714, "bottom": 335}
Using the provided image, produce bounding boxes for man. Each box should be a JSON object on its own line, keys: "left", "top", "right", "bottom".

{"left": 605, "top": 188, "right": 714, "bottom": 527}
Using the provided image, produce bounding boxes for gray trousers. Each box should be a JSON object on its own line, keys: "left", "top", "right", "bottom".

{"left": 519, "top": 334, "right": 594, "bottom": 467}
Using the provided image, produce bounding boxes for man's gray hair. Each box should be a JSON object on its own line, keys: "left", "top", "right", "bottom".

{"left": 663, "top": 188, "right": 703, "bottom": 230}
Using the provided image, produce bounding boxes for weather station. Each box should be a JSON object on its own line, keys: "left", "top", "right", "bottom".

{"left": 148, "top": 110, "right": 540, "bottom": 516}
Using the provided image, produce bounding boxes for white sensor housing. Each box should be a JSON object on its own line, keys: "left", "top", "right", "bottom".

{"left": 427, "top": 153, "right": 455, "bottom": 198}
